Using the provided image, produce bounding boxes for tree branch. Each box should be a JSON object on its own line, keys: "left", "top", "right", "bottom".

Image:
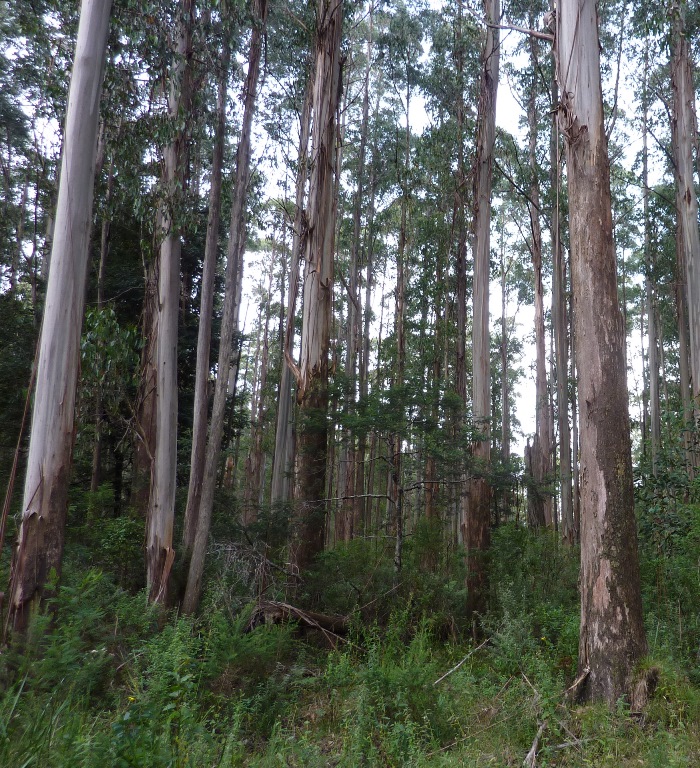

{"left": 486, "top": 21, "right": 553, "bottom": 43}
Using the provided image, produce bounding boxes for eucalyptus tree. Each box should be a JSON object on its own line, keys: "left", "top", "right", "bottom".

{"left": 669, "top": 0, "right": 700, "bottom": 415}
{"left": 335, "top": 0, "right": 376, "bottom": 543}
{"left": 524, "top": 8, "right": 553, "bottom": 529}
{"left": 146, "top": 0, "right": 195, "bottom": 605}
{"left": 271, "top": 75, "right": 312, "bottom": 508}
{"left": 641, "top": 59, "right": 661, "bottom": 474}
{"left": 549, "top": 14, "right": 574, "bottom": 541}
{"left": 6, "top": 0, "right": 112, "bottom": 631}
{"left": 287, "top": 0, "right": 344, "bottom": 575}
{"left": 183, "top": 21, "right": 231, "bottom": 562}
{"left": 262, "top": 0, "right": 316, "bottom": 510}
{"left": 556, "top": 0, "right": 647, "bottom": 704}
{"left": 374, "top": 0, "right": 425, "bottom": 571}
{"left": 183, "top": 0, "right": 269, "bottom": 613}
{"left": 466, "top": 0, "right": 499, "bottom": 619}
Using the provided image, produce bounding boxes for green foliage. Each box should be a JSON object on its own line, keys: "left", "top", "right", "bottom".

{"left": 3, "top": 526, "right": 700, "bottom": 767}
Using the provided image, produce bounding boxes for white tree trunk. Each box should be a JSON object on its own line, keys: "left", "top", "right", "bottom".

{"left": 146, "top": 0, "right": 194, "bottom": 605}
{"left": 465, "top": 0, "right": 499, "bottom": 620}
{"left": 8, "top": 0, "right": 112, "bottom": 631}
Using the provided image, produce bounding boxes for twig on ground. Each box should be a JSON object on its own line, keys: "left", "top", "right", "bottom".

{"left": 523, "top": 721, "right": 547, "bottom": 767}
{"left": 432, "top": 637, "right": 490, "bottom": 686}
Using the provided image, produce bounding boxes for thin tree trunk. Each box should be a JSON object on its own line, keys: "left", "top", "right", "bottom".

{"left": 90, "top": 148, "right": 116, "bottom": 494}
{"left": 270, "top": 71, "right": 313, "bottom": 508}
{"left": 556, "top": 0, "right": 647, "bottom": 704}
{"left": 551, "top": 49, "right": 574, "bottom": 540}
{"left": 146, "top": 0, "right": 195, "bottom": 605}
{"left": 500, "top": 229, "right": 510, "bottom": 468}
{"left": 7, "top": 0, "right": 112, "bottom": 632}
{"left": 338, "top": 11, "right": 373, "bottom": 542}
{"left": 465, "top": 0, "right": 499, "bottom": 622}
{"left": 183, "top": 40, "right": 230, "bottom": 559}
{"left": 642, "top": 51, "right": 660, "bottom": 475}
{"left": 182, "top": 0, "right": 268, "bottom": 613}
{"left": 527, "top": 21, "right": 552, "bottom": 528}
{"left": 389, "top": 69, "right": 411, "bottom": 576}
{"left": 355, "top": 81, "right": 382, "bottom": 535}
{"left": 244, "top": 258, "right": 274, "bottom": 525}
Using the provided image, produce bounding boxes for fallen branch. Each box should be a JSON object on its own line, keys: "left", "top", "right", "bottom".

{"left": 432, "top": 637, "right": 490, "bottom": 686}
{"left": 523, "top": 721, "right": 547, "bottom": 767}
{"left": 248, "top": 599, "right": 349, "bottom": 646}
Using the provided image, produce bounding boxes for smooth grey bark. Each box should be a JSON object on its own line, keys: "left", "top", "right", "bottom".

{"left": 146, "top": 0, "right": 194, "bottom": 605}
{"left": 7, "top": 0, "right": 112, "bottom": 631}
{"left": 182, "top": 0, "right": 268, "bottom": 613}
{"left": 465, "top": 0, "right": 499, "bottom": 621}
{"left": 556, "top": 0, "right": 647, "bottom": 704}
{"left": 182, "top": 40, "right": 230, "bottom": 559}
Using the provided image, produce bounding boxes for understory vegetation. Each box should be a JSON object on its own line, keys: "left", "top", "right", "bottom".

{"left": 2, "top": 509, "right": 699, "bottom": 767}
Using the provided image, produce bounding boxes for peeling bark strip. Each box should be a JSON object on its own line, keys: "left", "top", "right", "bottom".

{"left": 7, "top": 0, "right": 112, "bottom": 632}
{"left": 556, "top": 0, "right": 646, "bottom": 704}
{"left": 289, "top": 0, "right": 344, "bottom": 576}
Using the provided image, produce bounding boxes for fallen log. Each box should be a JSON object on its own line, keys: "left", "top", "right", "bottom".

{"left": 247, "top": 600, "right": 349, "bottom": 643}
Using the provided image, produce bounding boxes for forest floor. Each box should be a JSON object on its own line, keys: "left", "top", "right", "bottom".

{"left": 1, "top": 523, "right": 699, "bottom": 766}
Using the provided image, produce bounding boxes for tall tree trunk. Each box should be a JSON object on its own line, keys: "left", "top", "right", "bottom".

{"left": 556, "top": 0, "right": 647, "bottom": 704}
{"left": 271, "top": 72, "right": 313, "bottom": 509}
{"left": 337, "top": 9, "right": 373, "bottom": 542}
{"left": 355, "top": 80, "right": 382, "bottom": 536}
{"left": 7, "top": 0, "right": 112, "bottom": 632}
{"left": 500, "top": 229, "right": 510, "bottom": 492}
{"left": 146, "top": 0, "right": 195, "bottom": 605}
{"left": 90, "top": 146, "right": 116, "bottom": 494}
{"left": 182, "top": 0, "right": 268, "bottom": 613}
{"left": 182, "top": 40, "right": 230, "bottom": 560}
{"left": 453, "top": 0, "right": 469, "bottom": 544}
{"left": 671, "top": 0, "right": 700, "bottom": 412}
{"left": 287, "top": 0, "right": 343, "bottom": 576}
{"left": 642, "top": 51, "right": 660, "bottom": 475}
{"left": 527, "top": 22, "right": 552, "bottom": 528}
{"left": 133, "top": 261, "right": 158, "bottom": 515}
{"left": 244, "top": 258, "right": 274, "bottom": 524}
{"left": 551, "top": 47, "right": 574, "bottom": 541}
{"left": 389, "top": 70, "right": 411, "bottom": 576}
{"left": 464, "top": 0, "right": 499, "bottom": 621}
